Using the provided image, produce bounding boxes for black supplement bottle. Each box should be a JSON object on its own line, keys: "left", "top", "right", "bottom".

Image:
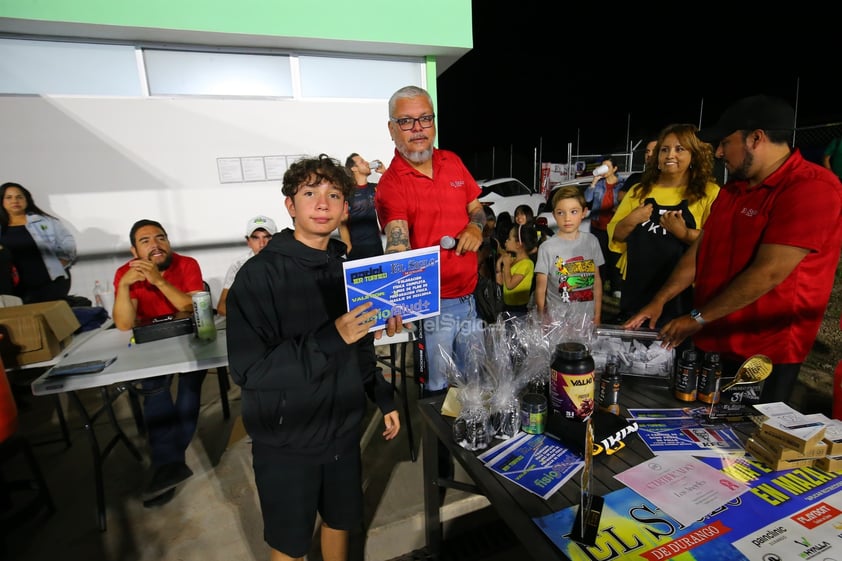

{"left": 598, "top": 361, "right": 622, "bottom": 414}
{"left": 674, "top": 348, "right": 701, "bottom": 402}
{"left": 697, "top": 352, "right": 722, "bottom": 404}
{"left": 549, "top": 342, "right": 595, "bottom": 421}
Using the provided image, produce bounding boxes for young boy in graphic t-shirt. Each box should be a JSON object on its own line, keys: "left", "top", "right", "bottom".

{"left": 535, "top": 185, "right": 604, "bottom": 324}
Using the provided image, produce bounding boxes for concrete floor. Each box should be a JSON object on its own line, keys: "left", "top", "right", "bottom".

{"left": 2, "top": 361, "right": 523, "bottom": 561}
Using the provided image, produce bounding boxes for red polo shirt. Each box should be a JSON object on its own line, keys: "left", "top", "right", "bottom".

{"left": 375, "top": 148, "right": 481, "bottom": 299}
{"left": 114, "top": 252, "right": 203, "bottom": 324}
{"left": 694, "top": 149, "right": 842, "bottom": 363}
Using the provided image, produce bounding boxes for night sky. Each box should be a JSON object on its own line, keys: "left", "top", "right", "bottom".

{"left": 436, "top": 5, "right": 838, "bottom": 181}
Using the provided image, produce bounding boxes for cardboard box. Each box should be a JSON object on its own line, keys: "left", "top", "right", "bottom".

{"left": 0, "top": 300, "right": 80, "bottom": 367}
{"left": 816, "top": 455, "right": 842, "bottom": 472}
{"left": 817, "top": 415, "right": 842, "bottom": 455}
{"left": 757, "top": 421, "right": 826, "bottom": 454}
{"left": 753, "top": 402, "right": 827, "bottom": 452}
{"left": 752, "top": 431, "right": 828, "bottom": 460}
{"left": 746, "top": 436, "right": 816, "bottom": 471}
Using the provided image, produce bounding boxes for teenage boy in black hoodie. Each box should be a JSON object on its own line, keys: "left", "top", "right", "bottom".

{"left": 226, "top": 154, "right": 400, "bottom": 561}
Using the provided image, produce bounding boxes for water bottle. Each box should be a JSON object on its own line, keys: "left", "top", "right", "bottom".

{"left": 369, "top": 159, "right": 382, "bottom": 171}
{"left": 93, "top": 280, "right": 105, "bottom": 307}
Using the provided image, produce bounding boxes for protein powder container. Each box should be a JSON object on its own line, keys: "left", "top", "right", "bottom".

{"left": 549, "top": 342, "right": 595, "bottom": 421}
{"left": 520, "top": 393, "right": 547, "bottom": 434}
{"left": 697, "top": 352, "right": 722, "bottom": 404}
{"left": 597, "top": 361, "right": 621, "bottom": 414}
{"left": 674, "top": 348, "right": 701, "bottom": 402}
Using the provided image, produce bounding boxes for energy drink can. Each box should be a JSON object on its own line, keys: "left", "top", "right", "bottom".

{"left": 192, "top": 291, "right": 216, "bottom": 341}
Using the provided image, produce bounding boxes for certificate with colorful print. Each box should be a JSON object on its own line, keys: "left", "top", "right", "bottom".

{"left": 342, "top": 245, "right": 441, "bottom": 332}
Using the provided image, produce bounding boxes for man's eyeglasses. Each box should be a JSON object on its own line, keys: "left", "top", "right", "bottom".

{"left": 390, "top": 114, "right": 435, "bottom": 131}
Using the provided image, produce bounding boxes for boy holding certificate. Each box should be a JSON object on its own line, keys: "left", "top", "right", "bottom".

{"left": 226, "top": 154, "right": 400, "bottom": 561}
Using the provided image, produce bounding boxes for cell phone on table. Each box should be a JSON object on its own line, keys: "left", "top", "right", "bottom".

{"left": 47, "top": 356, "right": 117, "bottom": 377}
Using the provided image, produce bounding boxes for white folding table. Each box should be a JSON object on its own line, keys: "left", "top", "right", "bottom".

{"left": 30, "top": 324, "right": 228, "bottom": 531}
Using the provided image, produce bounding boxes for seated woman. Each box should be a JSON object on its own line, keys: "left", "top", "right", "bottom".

{"left": 0, "top": 182, "right": 76, "bottom": 303}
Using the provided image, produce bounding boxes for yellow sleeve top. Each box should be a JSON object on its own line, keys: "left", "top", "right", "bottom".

{"left": 606, "top": 182, "right": 720, "bottom": 278}
{"left": 503, "top": 257, "right": 534, "bottom": 306}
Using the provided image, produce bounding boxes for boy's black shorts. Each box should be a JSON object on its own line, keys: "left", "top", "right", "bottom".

{"left": 252, "top": 442, "right": 363, "bottom": 557}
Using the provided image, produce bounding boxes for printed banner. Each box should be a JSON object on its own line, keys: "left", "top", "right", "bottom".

{"left": 534, "top": 455, "right": 842, "bottom": 560}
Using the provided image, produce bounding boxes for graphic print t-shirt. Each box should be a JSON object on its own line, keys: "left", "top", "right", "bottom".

{"left": 535, "top": 234, "right": 604, "bottom": 317}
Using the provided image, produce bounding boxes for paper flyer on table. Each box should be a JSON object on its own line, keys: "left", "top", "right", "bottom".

{"left": 534, "top": 455, "right": 842, "bottom": 561}
{"left": 613, "top": 455, "right": 749, "bottom": 527}
{"left": 634, "top": 417, "right": 745, "bottom": 456}
{"left": 342, "top": 246, "right": 441, "bottom": 332}
{"left": 478, "top": 432, "right": 584, "bottom": 500}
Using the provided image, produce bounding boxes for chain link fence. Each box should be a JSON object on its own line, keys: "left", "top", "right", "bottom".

{"left": 464, "top": 122, "right": 842, "bottom": 192}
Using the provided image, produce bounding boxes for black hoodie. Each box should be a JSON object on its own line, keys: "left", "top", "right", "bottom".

{"left": 226, "top": 228, "right": 395, "bottom": 462}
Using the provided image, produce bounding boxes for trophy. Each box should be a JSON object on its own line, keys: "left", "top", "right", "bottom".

{"left": 570, "top": 405, "right": 603, "bottom": 545}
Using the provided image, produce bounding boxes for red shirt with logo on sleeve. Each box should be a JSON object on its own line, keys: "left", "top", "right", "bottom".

{"left": 694, "top": 149, "right": 842, "bottom": 363}
{"left": 375, "top": 148, "right": 481, "bottom": 299}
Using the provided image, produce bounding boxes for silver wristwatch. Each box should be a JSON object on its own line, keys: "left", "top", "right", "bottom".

{"left": 690, "top": 309, "right": 706, "bottom": 325}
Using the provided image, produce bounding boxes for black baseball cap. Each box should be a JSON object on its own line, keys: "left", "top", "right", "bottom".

{"left": 699, "top": 95, "right": 795, "bottom": 144}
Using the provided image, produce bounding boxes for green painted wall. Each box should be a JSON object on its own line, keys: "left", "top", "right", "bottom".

{"left": 0, "top": 0, "right": 473, "bottom": 48}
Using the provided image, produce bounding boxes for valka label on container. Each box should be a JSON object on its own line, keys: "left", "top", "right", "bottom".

{"left": 549, "top": 342, "right": 595, "bottom": 421}
{"left": 550, "top": 368, "right": 595, "bottom": 420}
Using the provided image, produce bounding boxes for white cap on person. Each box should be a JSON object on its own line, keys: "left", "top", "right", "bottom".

{"left": 246, "top": 215, "right": 278, "bottom": 237}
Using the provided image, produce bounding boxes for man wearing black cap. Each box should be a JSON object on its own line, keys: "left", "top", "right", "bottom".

{"left": 625, "top": 94, "right": 842, "bottom": 404}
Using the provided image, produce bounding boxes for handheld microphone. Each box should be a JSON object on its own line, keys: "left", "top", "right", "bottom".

{"left": 440, "top": 235, "right": 457, "bottom": 249}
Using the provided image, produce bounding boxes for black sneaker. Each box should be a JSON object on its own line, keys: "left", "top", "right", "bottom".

{"left": 142, "top": 462, "right": 193, "bottom": 500}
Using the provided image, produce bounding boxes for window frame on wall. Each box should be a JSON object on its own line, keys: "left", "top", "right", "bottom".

{"left": 297, "top": 53, "right": 424, "bottom": 99}
{"left": 0, "top": 36, "right": 425, "bottom": 100}
{"left": 143, "top": 48, "right": 294, "bottom": 98}
{"left": 0, "top": 37, "right": 143, "bottom": 95}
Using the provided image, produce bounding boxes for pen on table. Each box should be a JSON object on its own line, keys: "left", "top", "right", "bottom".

{"left": 783, "top": 422, "right": 823, "bottom": 430}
